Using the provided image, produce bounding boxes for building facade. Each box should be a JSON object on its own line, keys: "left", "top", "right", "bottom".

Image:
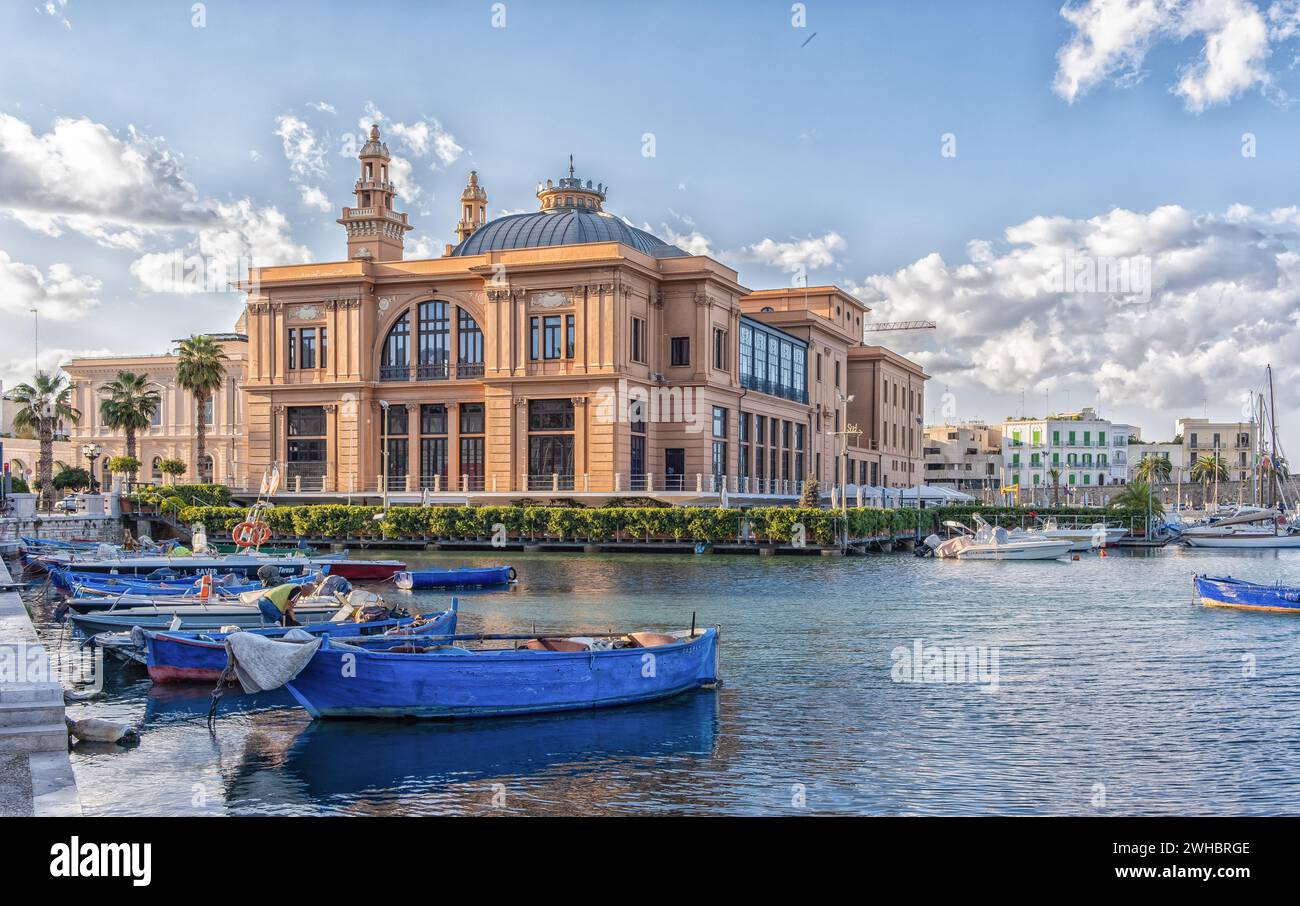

{"left": 235, "top": 129, "right": 927, "bottom": 499}
{"left": 923, "top": 424, "right": 1002, "bottom": 493}
{"left": 1001, "top": 408, "right": 1133, "bottom": 493}
{"left": 1175, "top": 417, "right": 1258, "bottom": 482}
{"left": 1127, "top": 441, "right": 1186, "bottom": 483}
{"left": 64, "top": 335, "right": 250, "bottom": 488}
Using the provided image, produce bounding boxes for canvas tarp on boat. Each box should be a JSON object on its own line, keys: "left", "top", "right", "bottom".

{"left": 223, "top": 630, "right": 321, "bottom": 693}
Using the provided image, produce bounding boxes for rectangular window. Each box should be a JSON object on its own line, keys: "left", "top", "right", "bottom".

{"left": 1052, "top": 430, "right": 1060, "bottom": 445}
{"left": 712, "top": 441, "right": 727, "bottom": 478}
{"left": 459, "top": 402, "right": 484, "bottom": 435}
{"left": 458, "top": 308, "right": 484, "bottom": 366}
{"left": 530, "top": 317, "right": 540, "bottom": 360}
{"left": 630, "top": 316, "right": 646, "bottom": 364}
{"left": 817, "top": 352, "right": 823, "bottom": 382}
{"left": 671, "top": 337, "right": 690, "bottom": 366}
{"left": 384, "top": 403, "right": 408, "bottom": 437}
{"left": 834, "top": 360, "right": 841, "bottom": 389}
{"left": 565, "top": 314, "right": 575, "bottom": 359}
{"left": 713, "top": 327, "right": 726, "bottom": 370}
{"left": 202, "top": 397, "right": 214, "bottom": 426}
{"left": 528, "top": 398, "right": 575, "bottom": 431}
{"left": 543, "top": 315, "right": 563, "bottom": 360}
{"left": 1068, "top": 431, "right": 1076, "bottom": 445}
{"left": 320, "top": 328, "right": 328, "bottom": 370}
{"left": 631, "top": 434, "right": 646, "bottom": 477}
{"left": 287, "top": 328, "right": 296, "bottom": 370}
{"left": 420, "top": 404, "right": 447, "bottom": 435}
{"left": 299, "top": 327, "right": 317, "bottom": 369}
{"left": 459, "top": 437, "right": 484, "bottom": 484}
{"left": 712, "top": 406, "right": 727, "bottom": 439}
{"left": 287, "top": 405, "right": 325, "bottom": 437}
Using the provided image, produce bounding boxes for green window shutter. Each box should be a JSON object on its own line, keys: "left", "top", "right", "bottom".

{"left": 1069, "top": 473, "right": 1076, "bottom": 485}
{"left": 1052, "top": 431, "right": 1060, "bottom": 444}
{"left": 1099, "top": 431, "right": 1106, "bottom": 444}
{"left": 1068, "top": 431, "right": 1076, "bottom": 444}
{"left": 1083, "top": 474, "right": 1091, "bottom": 485}
{"left": 1032, "top": 430, "right": 1041, "bottom": 445}
{"left": 1052, "top": 452, "right": 1059, "bottom": 465}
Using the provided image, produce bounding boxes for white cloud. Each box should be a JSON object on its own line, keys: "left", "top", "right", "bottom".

{"left": 1054, "top": 0, "right": 1282, "bottom": 111}
{"left": 297, "top": 185, "right": 331, "bottom": 212}
{"left": 849, "top": 203, "right": 1300, "bottom": 414}
{"left": 661, "top": 226, "right": 714, "bottom": 257}
{"left": 732, "top": 232, "right": 846, "bottom": 273}
{"left": 4, "top": 347, "right": 113, "bottom": 390}
{"left": 39, "top": 0, "right": 71, "bottom": 30}
{"left": 0, "top": 113, "right": 206, "bottom": 247}
{"left": 358, "top": 101, "right": 463, "bottom": 167}
{"left": 130, "top": 199, "right": 311, "bottom": 295}
{"left": 274, "top": 114, "right": 327, "bottom": 180}
{"left": 0, "top": 249, "right": 101, "bottom": 320}
{"left": 307, "top": 101, "right": 337, "bottom": 114}
{"left": 405, "top": 234, "right": 443, "bottom": 259}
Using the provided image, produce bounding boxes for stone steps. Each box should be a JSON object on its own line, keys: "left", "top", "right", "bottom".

{"left": 0, "top": 722, "right": 69, "bottom": 754}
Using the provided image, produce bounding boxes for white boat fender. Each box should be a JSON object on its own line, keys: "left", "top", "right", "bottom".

{"left": 66, "top": 716, "right": 140, "bottom": 746}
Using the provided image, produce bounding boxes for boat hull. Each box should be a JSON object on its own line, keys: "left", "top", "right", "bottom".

{"left": 318, "top": 560, "right": 405, "bottom": 581}
{"left": 1195, "top": 575, "right": 1300, "bottom": 613}
{"left": 67, "top": 603, "right": 344, "bottom": 635}
{"left": 146, "top": 609, "right": 457, "bottom": 683}
{"left": 395, "top": 566, "right": 514, "bottom": 589}
{"left": 285, "top": 628, "right": 720, "bottom": 719}
{"left": 1183, "top": 534, "right": 1300, "bottom": 548}
{"left": 954, "top": 541, "right": 1073, "bottom": 560}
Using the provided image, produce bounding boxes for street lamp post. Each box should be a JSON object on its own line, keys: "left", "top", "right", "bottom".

{"left": 834, "top": 391, "right": 859, "bottom": 545}
{"left": 82, "top": 443, "right": 102, "bottom": 494}
{"left": 379, "top": 399, "right": 390, "bottom": 510}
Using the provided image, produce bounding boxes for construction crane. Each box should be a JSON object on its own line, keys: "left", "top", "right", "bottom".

{"left": 862, "top": 320, "right": 936, "bottom": 332}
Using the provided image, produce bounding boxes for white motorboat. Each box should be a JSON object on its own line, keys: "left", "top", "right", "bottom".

{"left": 1013, "top": 519, "right": 1127, "bottom": 551}
{"left": 923, "top": 518, "right": 1073, "bottom": 561}
{"left": 1180, "top": 506, "right": 1300, "bottom": 548}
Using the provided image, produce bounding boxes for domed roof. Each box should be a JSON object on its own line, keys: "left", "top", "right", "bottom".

{"left": 449, "top": 208, "right": 689, "bottom": 259}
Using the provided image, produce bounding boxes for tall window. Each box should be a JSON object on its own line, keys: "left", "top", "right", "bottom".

{"left": 738, "top": 413, "right": 750, "bottom": 481}
{"left": 459, "top": 403, "right": 485, "bottom": 490}
{"left": 713, "top": 327, "right": 727, "bottom": 370}
{"left": 738, "top": 316, "right": 808, "bottom": 402}
{"left": 527, "top": 399, "right": 574, "bottom": 490}
{"left": 286, "top": 406, "right": 327, "bottom": 481}
{"left": 420, "top": 404, "right": 448, "bottom": 489}
{"left": 418, "top": 301, "right": 450, "bottom": 378}
{"left": 320, "top": 327, "right": 328, "bottom": 369}
{"left": 631, "top": 416, "right": 646, "bottom": 481}
{"left": 712, "top": 406, "right": 728, "bottom": 480}
{"left": 457, "top": 307, "right": 483, "bottom": 372}
{"left": 383, "top": 404, "right": 409, "bottom": 484}
{"left": 794, "top": 424, "right": 805, "bottom": 482}
{"left": 299, "top": 327, "right": 317, "bottom": 369}
{"left": 530, "top": 315, "right": 567, "bottom": 360}
{"left": 566, "top": 314, "right": 575, "bottom": 359}
{"left": 287, "top": 328, "right": 296, "bottom": 370}
{"left": 630, "top": 316, "right": 646, "bottom": 364}
{"left": 380, "top": 312, "right": 411, "bottom": 380}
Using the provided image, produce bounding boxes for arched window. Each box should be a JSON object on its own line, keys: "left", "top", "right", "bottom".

{"left": 152, "top": 457, "right": 163, "bottom": 481}
{"left": 458, "top": 307, "right": 484, "bottom": 375}
{"left": 380, "top": 312, "right": 411, "bottom": 380}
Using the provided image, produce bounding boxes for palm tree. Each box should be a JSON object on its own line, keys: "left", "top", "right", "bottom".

{"left": 1190, "top": 454, "right": 1228, "bottom": 504}
{"left": 175, "top": 335, "right": 228, "bottom": 484}
{"left": 1047, "top": 467, "right": 1062, "bottom": 507}
{"left": 98, "top": 371, "right": 161, "bottom": 480}
{"left": 1112, "top": 479, "right": 1165, "bottom": 519}
{"left": 1134, "top": 455, "right": 1173, "bottom": 484}
{"left": 10, "top": 372, "right": 80, "bottom": 512}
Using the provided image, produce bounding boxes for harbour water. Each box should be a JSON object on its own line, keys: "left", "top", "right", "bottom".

{"left": 23, "top": 546, "right": 1300, "bottom": 816}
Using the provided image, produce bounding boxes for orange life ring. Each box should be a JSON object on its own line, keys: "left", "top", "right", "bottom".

{"left": 232, "top": 521, "right": 271, "bottom": 548}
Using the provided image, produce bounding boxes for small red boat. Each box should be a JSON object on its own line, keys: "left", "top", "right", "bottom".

{"left": 310, "top": 558, "right": 406, "bottom": 581}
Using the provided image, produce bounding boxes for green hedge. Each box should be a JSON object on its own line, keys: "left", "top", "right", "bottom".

{"left": 133, "top": 483, "right": 232, "bottom": 510}
{"left": 174, "top": 502, "right": 1150, "bottom": 546}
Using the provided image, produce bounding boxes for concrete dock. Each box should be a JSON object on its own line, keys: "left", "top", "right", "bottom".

{"left": 0, "top": 553, "right": 81, "bottom": 816}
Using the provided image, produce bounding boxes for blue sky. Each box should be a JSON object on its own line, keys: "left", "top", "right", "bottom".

{"left": 5, "top": 0, "right": 1300, "bottom": 449}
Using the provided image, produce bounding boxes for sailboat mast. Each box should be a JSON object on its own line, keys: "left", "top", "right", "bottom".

{"left": 1269, "top": 364, "right": 1280, "bottom": 509}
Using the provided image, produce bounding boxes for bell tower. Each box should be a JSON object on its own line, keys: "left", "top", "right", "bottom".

{"left": 455, "top": 171, "right": 488, "bottom": 244}
{"left": 338, "top": 124, "right": 411, "bottom": 261}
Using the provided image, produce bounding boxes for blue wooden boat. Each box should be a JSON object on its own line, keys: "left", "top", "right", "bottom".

{"left": 394, "top": 565, "right": 515, "bottom": 590}
{"left": 62, "top": 573, "right": 317, "bottom": 612}
{"left": 1194, "top": 574, "right": 1300, "bottom": 614}
{"left": 146, "top": 603, "right": 458, "bottom": 683}
{"left": 274, "top": 626, "right": 720, "bottom": 719}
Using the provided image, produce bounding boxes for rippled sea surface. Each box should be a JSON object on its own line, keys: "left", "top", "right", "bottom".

{"left": 22, "top": 545, "right": 1300, "bottom": 816}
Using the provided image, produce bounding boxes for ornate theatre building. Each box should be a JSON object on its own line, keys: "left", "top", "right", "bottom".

{"left": 237, "top": 127, "right": 926, "bottom": 499}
